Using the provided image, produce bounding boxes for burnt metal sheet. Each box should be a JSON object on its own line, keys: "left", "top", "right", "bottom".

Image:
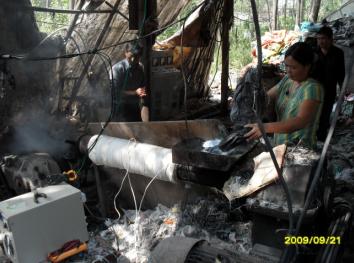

{"left": 87, "top": 119, "right": 227, "bottom": 148}
{"left": 172, "top": 138, "right": 258, "bottom": 172}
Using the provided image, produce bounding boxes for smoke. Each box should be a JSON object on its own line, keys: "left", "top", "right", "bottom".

{"left": 5, "top": 109, "right": 77, "bottom": 158}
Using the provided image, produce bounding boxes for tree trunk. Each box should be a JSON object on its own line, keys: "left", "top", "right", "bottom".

{"left": 292, "top": 0, "right": 296, "bottom": 18}
{"left": 283, "top": 0, "right": 287, "bottom": 27}
{"left": 221, "top": 0, "right": 233, "bottom": 114}
{"left": 301, "top": 0, "right": 305, "bottom": 22}
{"left": 265, "top": 0, "right": 272, "bottom": 32}
{"left": 295, "top": 0, "right": 302, "bottom": 27}
{"left": 271, "top": 0, "right": 278, "bottom": 30}
{"left": 309, "top": 0, "right": 322, "bottom": 22}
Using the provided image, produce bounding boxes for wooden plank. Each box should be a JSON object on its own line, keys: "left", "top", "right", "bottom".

{"left": 224, "top": 144, "right": 287, "bottom": 200}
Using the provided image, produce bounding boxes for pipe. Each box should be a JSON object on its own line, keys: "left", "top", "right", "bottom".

{"left": 87, "top": 135, "right": 176, "bottom": 182}
{"left": 250, "top": 0, "right": 294, "bottom": 237}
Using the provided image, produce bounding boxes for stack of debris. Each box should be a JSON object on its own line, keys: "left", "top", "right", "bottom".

{"left": 69, "top": 198, "right": 252, "bottom": 263}
{"left": 251, "top": 30, "right": 301, "bottom": 65}
{"left": 328, "top": 16, "right": 354, "bottom": 47}
{"left": 328, "top": 124, "right": 354, "bottom": 207}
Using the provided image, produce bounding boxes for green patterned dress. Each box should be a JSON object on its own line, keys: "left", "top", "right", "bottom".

{"left": 274, "top": 75, "right": 323, "bottom": 149}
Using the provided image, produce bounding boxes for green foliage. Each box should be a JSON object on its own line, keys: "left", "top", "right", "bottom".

{"left": 230, "top": 37, "right": 252, "bottom": 69}
{"left": 157, "top": 0, "right": 202, "bottom": 41}
{"left": 229, "top": 21, "right": 253, "bottom": 69}
{"left": 318, "top": 0, "right": 343, "bottom": 20}
{"left": 31, "top": 0, "right": 70, "bottom": 33}
{"left": 278, "top": 15, "right": 295, "bottom": 30}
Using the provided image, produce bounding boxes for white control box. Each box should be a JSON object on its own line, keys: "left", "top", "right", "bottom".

{"left": 0, "top": 184, "right": 89, "bottom": 263}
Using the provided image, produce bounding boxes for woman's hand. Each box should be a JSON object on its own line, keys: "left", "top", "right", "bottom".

{"left": 244, "top": 123, "right": 262, "bottom": 141}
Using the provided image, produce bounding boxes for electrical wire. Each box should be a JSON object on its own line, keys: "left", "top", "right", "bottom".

{"left": 70, "top": 29, "right": 90, "bottom": 51}
{"left": 121, "top": 139, "right": 140, "bottom": 258}
{"left": 67, "top": 48, "right": 115, "bottom": 174}
{"left": 111, "top": 139, "right": 140, "bottom": 221}
{"left": 3, "top": 0, "right": 207, "bottom": 62}
{"left": 85, "top": 51, "right": 128, "bottom": 156}
{"left": 250, "top": 0, "right": 295, "bottom": 245}
{"left": 113, "top": 170, "right": 129, "bottom": 220}
{"left": 68, "top": 36, "right": 89, "bottom": 77}
{"left": 5, "top": 3, "right": 127, "bottom": 15}
{"left": 208, "top": 40, "right": 221, "bottom": 88}
{"left": 83, "top": 202, "right": 107, "bottom": 221}
{"left": 33, "top": 26, "right": 69, "bottom": 49}
{"left": 137, "top": 169, "right": 162, "bottom": 213}
{"left": 36, "top": 19, "right": 138, "bottom": 33}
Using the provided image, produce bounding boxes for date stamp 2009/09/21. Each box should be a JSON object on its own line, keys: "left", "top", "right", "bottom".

{"left": 284, "top": 236, "right": 341, "bottom": 245}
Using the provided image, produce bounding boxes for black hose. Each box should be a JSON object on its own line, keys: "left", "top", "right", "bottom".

{"left": 249, "top": 0, "right": 295, "bottom": 238}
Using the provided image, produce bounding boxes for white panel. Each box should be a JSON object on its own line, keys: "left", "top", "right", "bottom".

{"left": 0, "top": 185, "right": 88, "bottom": 263}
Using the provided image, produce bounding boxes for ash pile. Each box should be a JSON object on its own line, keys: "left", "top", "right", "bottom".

{"left": 76, "top": 196, "right": 254, "bottom": 263}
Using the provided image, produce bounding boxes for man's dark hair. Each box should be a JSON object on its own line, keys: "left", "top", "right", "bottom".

{"left": 285, "top": 42, "right": 314, "bottom": 66}
{"left": 317, "top": 26, "right": 333, "bottom": 39}
{"left": 125, "top": 42, "right": 143, "bottom": 56}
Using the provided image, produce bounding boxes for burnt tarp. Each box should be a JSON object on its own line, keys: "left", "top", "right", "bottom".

{"left": 51, "top": 0, "right": 192, "bottom": 119}
{"left": 155, "top": 0, "right": 224, "bottom": 99}
{"left": 49, "top": 0, "right": 224, "bottom": 122}
{"left": 325, "top": 0, "right": 354, "bottom": 22}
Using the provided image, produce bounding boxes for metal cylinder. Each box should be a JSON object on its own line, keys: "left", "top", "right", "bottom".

{"left": 87, "top": 135, "right": 176, "bottom": 182}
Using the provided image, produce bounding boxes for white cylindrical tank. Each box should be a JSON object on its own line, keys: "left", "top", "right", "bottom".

{"left": 88, "top": 135, "right": 176, "bottom": 182}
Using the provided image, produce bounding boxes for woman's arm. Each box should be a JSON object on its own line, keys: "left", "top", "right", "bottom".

{"left": 244, "top": 99, "right": 321, "bottom": 140}
{"left": 267, "top": 85, "right": 278, "bottom": 101}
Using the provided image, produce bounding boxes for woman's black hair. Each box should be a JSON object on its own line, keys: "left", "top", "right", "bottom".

{"left": 285, "top": 42, "right": 314, "bottom": 66}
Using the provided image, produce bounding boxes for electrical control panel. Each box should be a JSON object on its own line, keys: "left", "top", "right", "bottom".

{"left": 0, "top": 184, "right": 89, "bottom": 263}
{"left": 150, "top": 49, "right": 183, "bottom": 121}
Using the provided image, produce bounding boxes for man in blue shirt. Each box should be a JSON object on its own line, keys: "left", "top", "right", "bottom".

{"left": 111, "top": 43, "right": 149, "bottom": 122}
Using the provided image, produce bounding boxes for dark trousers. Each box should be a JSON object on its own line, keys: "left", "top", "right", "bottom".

{"left": 317, "top": 100, "right": 334, "bottom": 142}
{"left": 113, "top": 103, "right": 141, "bottom": 122}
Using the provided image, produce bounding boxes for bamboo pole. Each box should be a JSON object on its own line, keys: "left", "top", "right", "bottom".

{"left": 220, "top": 0, "right": 233, "bottom": 114}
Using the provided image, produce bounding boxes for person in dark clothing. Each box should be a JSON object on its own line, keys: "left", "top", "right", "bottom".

{"left": 111, "top": 43, "right": 149, "bottom": 122}
{"left": 313, "top": 26, "right": 345, "bottom": 141}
